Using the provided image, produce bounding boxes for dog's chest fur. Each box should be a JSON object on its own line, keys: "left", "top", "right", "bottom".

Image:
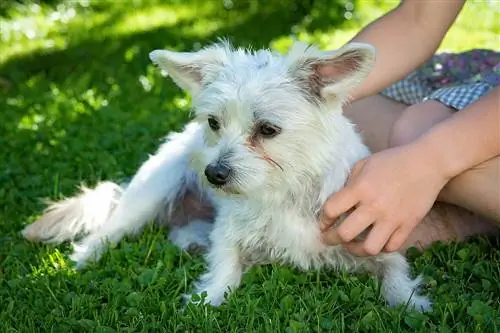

{"left": 216, "top": 195, "right": 357, "bottom": 271}
{"left": 205, "top": 125, "right": 372, "bottom": 272}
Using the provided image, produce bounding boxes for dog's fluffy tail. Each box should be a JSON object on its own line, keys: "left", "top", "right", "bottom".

{"left": 21, "top": 181, "right": 124, "bottom": 244}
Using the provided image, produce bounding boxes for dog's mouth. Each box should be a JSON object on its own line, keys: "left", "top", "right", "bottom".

{"left": 211, "top": 183, "right": 241, "bottom": 195}
{"left": 222, "top": 187, "right": 241, "bottom": 195}
{"left": 205, "top": 177, "right": 243, "bottom": 195}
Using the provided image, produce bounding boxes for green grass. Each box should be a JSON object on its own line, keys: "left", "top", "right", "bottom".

{"left": 1, "top": 0, "right": 499, "bottom": 332}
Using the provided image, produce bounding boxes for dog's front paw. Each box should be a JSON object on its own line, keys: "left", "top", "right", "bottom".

{"left": 203, "top": 293, "right": 225, "bottom": 307}
{"left": 183, "top": 286, "right": 226, "bottom": 307}
{"left": 69, "top": 239, "right": 104, "bottom": 268}
{"left": 180, "top": 291, "right": 222, "bottom": 313}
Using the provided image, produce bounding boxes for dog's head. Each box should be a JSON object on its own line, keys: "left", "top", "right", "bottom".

{"left": 150, "top": 40, "right": 375, "bottom": 196}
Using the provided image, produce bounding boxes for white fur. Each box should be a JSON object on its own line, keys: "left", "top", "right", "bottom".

{"left": 22, "top": 41, "right": 431, "bottom": 312}
{"left": 168, "top": 219, "right": 212, "bottom": 251}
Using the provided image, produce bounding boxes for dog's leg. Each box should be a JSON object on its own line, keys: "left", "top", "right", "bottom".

{"left": 367, "top": 253, "right": 432, "bottom": 312}
{"left": 70, "top": 122, "right": 205, "bottom": 267}
{"left": 168, "top": 219, "right": 212, "bottom": 252}
{"left": 185, "top": 228, "right": 244, "bottom": 306}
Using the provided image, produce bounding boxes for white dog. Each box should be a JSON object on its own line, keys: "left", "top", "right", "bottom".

{"left": 22, "top": 40, "right": 431, "bottom": 312}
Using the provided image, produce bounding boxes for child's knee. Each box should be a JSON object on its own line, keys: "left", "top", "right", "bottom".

{"left": 388, "top": 100, "right": 454, "bottom": 147}
{"left": 388, "top": 106, "right": 420, "bottom": 147}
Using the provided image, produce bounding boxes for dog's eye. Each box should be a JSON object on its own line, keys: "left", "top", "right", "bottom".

{"left": 258, "top": 123, "right": 281, "bottom": 138}
{"left": 208, "top": 116, "right": 220, "bottom": 131}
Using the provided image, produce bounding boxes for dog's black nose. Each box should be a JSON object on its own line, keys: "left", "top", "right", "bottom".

{"left": 205, "top": 163, "right": 231, "bottom": 186}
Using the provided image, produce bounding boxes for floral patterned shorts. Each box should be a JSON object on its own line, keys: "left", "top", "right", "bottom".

{"left": 381, "top": 49, "right": 499, "bottom": 110}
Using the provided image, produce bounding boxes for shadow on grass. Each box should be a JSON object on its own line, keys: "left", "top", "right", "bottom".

{"left": 1, "top": 0, "right": 355, "bottom": 80}
{"left": 0, "top": 0, "right": 355, "bottom": 205}
{"left": 0, "top": 0, "right": 356, "bottom": 245}
{"left": 0, "top": 2, "right": 499, "bottom": 331}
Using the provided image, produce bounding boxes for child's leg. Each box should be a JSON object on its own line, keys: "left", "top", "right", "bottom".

{"left": 388, "top": 100, "right": 454, "bottom": 147}
{"left": 343, "top": 97, "right": 497, "bottom": 253}
{"left": 343, "top": 94, "right": 408, "bottom": 153}
{"left": 401, "top": 202, "right": 496, "bottom": 253}
{"left": 439, "top": 157, "right": 500, "bottom": 224}
{"left": 387, "top": 100, "right": 500, "bottom": 224}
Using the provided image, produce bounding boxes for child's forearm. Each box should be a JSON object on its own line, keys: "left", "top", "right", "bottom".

{"left": 348, "top": 0, "right": 465, "bottom": 102}
{"left": 410, "top": 87, "right": 500, "bottom": 181}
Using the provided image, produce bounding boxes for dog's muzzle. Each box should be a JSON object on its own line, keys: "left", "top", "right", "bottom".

{"left": 205, "top": 163, "right": 231, "bottom": 186}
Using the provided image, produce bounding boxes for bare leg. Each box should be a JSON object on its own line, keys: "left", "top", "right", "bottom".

{"left": 387, "top": 100, "right": 454, "bottom": 148}
{"left": 401, "top": 202, "right": 496, "bottom": 252}
{"left": 388, "top": 100, "right": 500, "bottom": 224}
{"left": 343, "top": 97, "right": 498, "bottom": 252}
{"left": 439, "top": 157, "right": 500, "bottom": 224}
{"left": 343, "top": 95, "right": 408, "bottom": 153}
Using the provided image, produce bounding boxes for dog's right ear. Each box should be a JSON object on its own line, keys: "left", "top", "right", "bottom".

{"left": 287, "top": 42, "right": 376, "bottom": 103}
{"left": 149, "top": 45, "right": 226, "bottom": 95}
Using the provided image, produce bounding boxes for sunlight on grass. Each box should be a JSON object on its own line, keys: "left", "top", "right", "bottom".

{"left": 31, "top": 248, "right": 74, "bottom": 276}
{"left": 1, "top": 2, "right": 109, "bottom": 64}
{"left": 110, "top": 5, "right": 191, "bottom": 35}
{"left": 2, "top": 1, "right": 497, "bottom": 66}
{"left": 1, "top": 0, "right": 499, "bottom": 331}
{"left": 1, "top": 1, "right": 220, "bottom": 65}
{"left": 108, "top": 2, "right": 225, "bottom": 41}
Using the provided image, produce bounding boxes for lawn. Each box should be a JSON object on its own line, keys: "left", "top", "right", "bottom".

{"left": 0, "top": 0, "right": 499, "bottom": 332}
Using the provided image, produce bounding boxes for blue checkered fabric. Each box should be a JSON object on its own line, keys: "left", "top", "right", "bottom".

{"left": 382, "top": 78, "right": 494, "bottom": 111}
{"left": 380, "top": 50, "right": 499, "bottom": 111}
{"left": 425, "top": 82, "right": 493, "bottom": 110}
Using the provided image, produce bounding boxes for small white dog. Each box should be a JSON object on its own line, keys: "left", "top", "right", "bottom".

{"left": 22, "top": 40, "right": 431, "bottom": 312}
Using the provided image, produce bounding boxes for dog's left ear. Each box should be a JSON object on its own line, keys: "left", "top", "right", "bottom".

{"left": 290, "top": 42, "right": 376, "bottom": 102}
{"left": 149, "top": 46, "right": 225, "bottom": 95}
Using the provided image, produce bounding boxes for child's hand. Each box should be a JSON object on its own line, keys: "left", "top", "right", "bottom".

{"left": 319, "top": 143, "right": 450, "bottom": 256}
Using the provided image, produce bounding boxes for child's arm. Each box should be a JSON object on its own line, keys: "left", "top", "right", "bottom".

{"left": 414, "top": 87, "right": 500, "bottom": 187}
{"left": 347, "top": 0, "right": 465, "bottom": 102}
{"left": 321, "top": 87, "right": 500, "bottom": 255}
